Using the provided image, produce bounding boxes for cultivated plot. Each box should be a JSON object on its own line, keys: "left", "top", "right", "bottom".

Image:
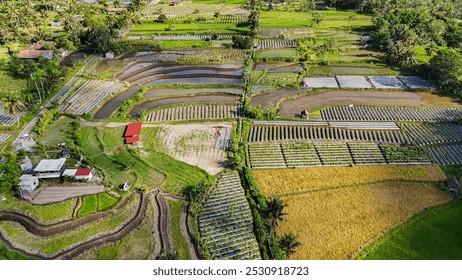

{"left": 302, "top": 77, "right": 339, "bottom": 89}
{"left": 335, "top": 76, "right": 373, "bottom": 89}
{"left": 157, "top": 124, "right": 233, "bottom": 174}
{"left": 368, "top": 76, "right": 406, "bottom": 89}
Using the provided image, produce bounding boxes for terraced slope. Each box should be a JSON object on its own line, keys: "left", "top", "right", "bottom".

{"left": 200, "top": 172, "right": 261, "bottom": 260}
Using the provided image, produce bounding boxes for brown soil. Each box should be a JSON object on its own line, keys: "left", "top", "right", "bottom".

{"left": 94, "top": 85, "right": 142, "bottom": 119}
{"left": 418, "top": 92, "right": 462, "bottom": 107}
{"left": 145, "top": 87, "right": 243, "bottom": 99}
{"left": 251, "top": 88, "right": 309, "bottom": 109}
{"left": 279, "top": 90, "right": 422, "bottom": 118}
{"left": 30, "top": 184, "right": 105, "bottom": 205}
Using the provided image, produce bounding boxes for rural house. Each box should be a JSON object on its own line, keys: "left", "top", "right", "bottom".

{"left": 447, "top": 177, "right": 460, "bottom": 192}
{"left": 34, "top": 158, "right": 67, "bottom": 179}
{"left": 124, "top": 122, "right": 142, "bottom": 144}
{"left": 63, "top": 168, "right": 93, "bottom": 180}
{"left": 18, "top": 174, "right": 39, "bottom": 196}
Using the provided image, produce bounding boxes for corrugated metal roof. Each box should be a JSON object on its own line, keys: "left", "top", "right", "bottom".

{"left": 34, "top": 158, "right": 66, "bottom": 172}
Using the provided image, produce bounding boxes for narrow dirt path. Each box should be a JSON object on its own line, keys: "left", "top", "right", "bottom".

{"left": 154, "top": 191, "right": 174, "bottom": 255}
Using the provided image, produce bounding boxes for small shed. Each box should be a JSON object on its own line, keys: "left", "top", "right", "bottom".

{"left": 19, "top": 157, "right": 33, "bottom": 173}
{"left": 124, "top": 122, "right": 142, "bottom": 144}
{"left": 447, "top": 177, "right": 460, "bottom": 192}
{"left": 75, "top": 168, "right": 93, "bottom": 180}
{"left": 105, "top": 52, "right": 115, "bottom": 59}
{"left": 19, "top": 175, "right": 39, "bottom": 196}
{"left": 60, "top": 149, "right": 71, "bottom": 158}
{"left": 300, "top": 110, "right": 309, "bottom": 119}
{"left": 121, "top": 182, "right": 131, "bottom": 192}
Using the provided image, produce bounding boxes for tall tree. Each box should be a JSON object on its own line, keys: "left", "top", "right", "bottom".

{"left": 2, "top": 93, "right": 26, "bottom": 127}
{"left": 263, "top": 197, "right": 287, "bottom": 229}
{"left": 279, "top": 233, "right": 301, "bottom": 258}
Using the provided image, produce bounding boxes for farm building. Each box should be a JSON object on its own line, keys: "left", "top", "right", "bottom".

{"left": 34, "top": 158, "right": 67, "bottom": 179}
{"left": 18, "top": 174, "right": 39, "bottom": 196}
{"left": 124, "top": 122, "right": 142, "bottom": 144}
{"left": 63, "top": 168, "right": 93, "bottom": 180}
{"left": 19, "top": 157, "right": 33, "bottom": 173}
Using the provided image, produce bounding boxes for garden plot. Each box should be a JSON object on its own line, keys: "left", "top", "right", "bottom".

{"left": 248, "top": 124, "right": 409, "bottom": 144}
{"left": 248, "top": 143, "right": 286, "bottom": 169}
{"left": 398, "top": 76, "right": 435, "bottom": 90}
{"left": 322, "top": 106, "right": 462, "bottom": 122}
{"left": 336, "top": 76, "right": 373, "bottom": 89}
{"left": 59, "top": 79, "right": 125, "bottom": 115}
{"left": 255, "top": 39, "right": 296, "bottom": 49}
{"left": 381, "top": 144, "right": 431, "bottom": 164}
{"left": 367, "top": 76, "right": 406, "bottom": 89}
{"left": 250, "top": 88, "right": 308, "bottom": 109}
{"left": 329, "top": 122, "right": 399, "bottom": 130}
{"left": 282, "top": 142, "right": 322, "bottom": 167}
{"left": 30, "top": 183, "right": 105, "bottom": 205}
{"left": 0, "top": 133, "right": 12, "bottom": 144}
{"left": 426, "top": 144, "right": 462, "bottom": 165}
{"left": 200, "top": 172, "right": 261, "bottom": 260}
{"left": 157, "top": 124, "right": 232, "bottom": 174}
{"left": 142, "top": 2, "right": 248, "bottom": 19}
{"left": 314, "top": 142, "right": 353, "bottom": 166}
{"left": 348, "top": 142, "right": 386, "bottom": 165}
{"left": 401, "top": 123, "right": 462, "bottom": 146}
{"left": 145, "top": 105, "right": 240, "bottom": 122}
{"left": 302, "top": 77, "right": 339, "bottom": 89}
{"left": 0, "top": 101, "right": 27, "bottom": 126}
{"left": 253, "top": 62, "right": 302, "bottom": 73}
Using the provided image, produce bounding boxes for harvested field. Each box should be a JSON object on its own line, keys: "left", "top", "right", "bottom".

{"left": 130, "top": 94, "right": 240, "bottom": 116}
{"left": 157, "top": 124, "right": 232, "bottom": 174}
{"left": 253, "top": 165, "right": 446, "bottom": 196}
{"left": 250, "top": 88, "right": 308, "bottom": 109}
{"left": 144, "top": 87, "right": 243, "bottom": 99}
{"left": 278, "top": 90, "right": 422, "bottom": 118}
{"left": 278, "top": 182, "right": 451, "bottom": 259}
{"left": 145, "top": 104, "right": 240, "bottom": 122}
{"left": 30, "top": 184, "right": 105, "bottom": 205}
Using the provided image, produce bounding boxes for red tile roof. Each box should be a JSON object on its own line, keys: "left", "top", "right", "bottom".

{"left": 75, "top": 168, "right": 92, "bottom": 176}
{"left": 125, "top": 135, "right": 140, "bottom": 144}
{"left": 124, "top": 122, "right": 142, "bottom": 137}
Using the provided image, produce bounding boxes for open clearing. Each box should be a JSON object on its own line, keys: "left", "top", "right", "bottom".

{"left": 156, "top": 124, "right": 232, "bottom": 175}
{"left": 277, "top": 182, "right": 451, "bottom": 259}
{"left": 30, "top": 184, "right": 105, "bottom": 205}
{"left": 278, "top": 90, "right": 423, "bottom": 118}
{"left": 250, "top": 88, "right": 308, "bottom": 109}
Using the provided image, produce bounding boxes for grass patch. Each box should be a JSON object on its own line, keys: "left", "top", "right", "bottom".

{"left": 78, "top": 195, "right": 97, "bottom": 217}
{"left": 0, "top": 192, "right": 75, "bottom": 223}
{"left": 0, "top": 242, "right": 30, "bottom": 260}
{"left": 193, "top": 0, "right": 247, "bottom": 3}
{"left": 168, "top": 199, "right": 191, "bottom": 260}
{"left": 440, "top": 164, "right": 462, "bottom": 185}
{"left": 255, "top": 48, "right": 297, "bottom": 59}
{"left": 0, "top": 70, "right": 27, "bottom": 99}
{"left": 99, "top": 72, "right": 113, "bottom": 79}
{"left": 140, "top": 127, "right": 212, "bottom": 195}
{"left": 97, "top": 193, "right": 118, "bottom": 211}
{"left": 159, "top": 40, "right": 211, "bottom": 49}
{"left": 356, "top": 200, "right": 462, "bottom": 260}
{"left": 37, "top": 116, "right": 75, "bottom": 147}
{"left": 130, "top": 23, "right": 248, "bottom": 35}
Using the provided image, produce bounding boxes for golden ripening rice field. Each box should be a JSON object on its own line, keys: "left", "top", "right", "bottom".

{"left": 253, "top": 165, "right": 451, "bottom": 259}
{"left": 253, "top": 165, "right": 447, "bottom": 195}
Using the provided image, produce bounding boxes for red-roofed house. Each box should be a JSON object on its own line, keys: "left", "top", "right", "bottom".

{"left": 75, "top": 168, "right": 93, "bottom": 180}
{"left": 124, "top": 122, "right": 142, "bottom": 144}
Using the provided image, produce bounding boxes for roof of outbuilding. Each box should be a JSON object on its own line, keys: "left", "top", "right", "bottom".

{"left": 124, "top": 122, "right": 142, "bottom": 137}
{"left": 34, "top": 158, "right": 66, "bottom": 172}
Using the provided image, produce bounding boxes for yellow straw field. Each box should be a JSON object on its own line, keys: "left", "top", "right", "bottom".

{"left": 253, "top": 165, "right": 446, "bottom": 195}
{"left": 277, "top": 182, "right": 451, "bottom": 259}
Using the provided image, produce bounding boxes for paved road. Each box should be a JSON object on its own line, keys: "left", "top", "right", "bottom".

{"left": 12, "top": 54, "right": 101, "bottom": 150}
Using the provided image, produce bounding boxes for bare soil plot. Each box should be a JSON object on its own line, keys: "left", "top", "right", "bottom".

{"left": 279, "top": 90, "right": 421, "bottom": 118}
{"left": 418, "top": 92, "right": 462, "bottom": 107}
{"left": 336, "top": 76, "right": 373, "bottom": 89}
{"left": 31, "top": 184, "right": 105, "bottom": 205}
{"left": 144, "top": 87, "right": 243, "bottom": 99}
{"left": 398, "top": 76, "right": 435, "bottom": 90}
{"left": 250, "top": 88, "right": 308, "bottom": 109}
{"left": 130, "top": 94, "right": 239, "bottom": 116}
{"left": 157, "top": 124, "right": 233, "bottom": 175}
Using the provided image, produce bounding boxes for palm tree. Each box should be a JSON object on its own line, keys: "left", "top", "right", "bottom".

{"left": 2, "top": 93, "right": 26, "bottom": 127}
{"left": 279, "top": 233, "right": 301, "bottom": 258}
{"left": 263, "top": 197, "right": 287, "bottom": 229}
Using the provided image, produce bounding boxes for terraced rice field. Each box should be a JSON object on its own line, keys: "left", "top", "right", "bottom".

{"left": 401, "top": 123, "right": 462, "bottom": 146}
{"left": 248, "top": 142, "right": 430, "bottom": 169}
{"left": 145, "top": 105, "right": 241, "bottom": 122}
{"left": 255, "top": 39, "right": 296, "bottom": 49}
{"left": 144, "top": 87, "right": 243, "bottom": 99}
{"left": 321, "top": 106, "right": 462, "bottom": 122}
{"left": 59, "top": 79, "right": 125, "bottom": 115}
{"left": 0, "top": 133, "right": 12, "bottom": 144}
{"left": 200, "top": 172, "right": 261, "bottom": 260}
{"left": 248, "top": 124, "right": 410, "bottom": 144}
